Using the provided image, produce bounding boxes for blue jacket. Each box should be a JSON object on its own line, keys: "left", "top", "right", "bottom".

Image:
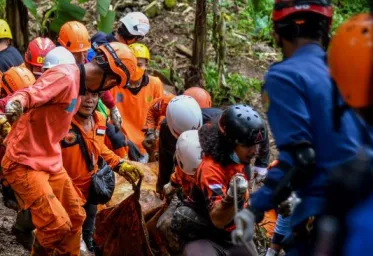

{"left": 251, "top": 43, "right": 372, "bottom": 226}
{"left": 87, "top": 31, "right": 118, "bottom": 62}
{"left": 345, "top": 192, "right": 373, "bottom": 256}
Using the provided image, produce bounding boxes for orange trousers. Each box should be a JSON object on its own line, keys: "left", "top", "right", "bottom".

{"left": 2, "top": 156, "right": 86, "bottom": 255}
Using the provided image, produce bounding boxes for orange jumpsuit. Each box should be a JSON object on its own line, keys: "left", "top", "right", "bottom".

{"left": 61, "top": 112, "right": 121, "bottom": 199}
{"left": 170, "top": 165, "right": 194, "bottom": 197}
{"left": 111, "top": 75, "right": 164, "bottom": 154}
{"left": 143, "top": 94, "right": 175, "bottom": 131}
{"left": 2, "top": 64, "right": 86, "bottom": 255}
{"left": 190, "top": 156, "right": 249, "bottom": 231}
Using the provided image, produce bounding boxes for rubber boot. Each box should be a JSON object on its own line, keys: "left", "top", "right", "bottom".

{"left": 82, "top": 231, "right": 95, "bottom": 252}
{"left": 31, "top": 237, "right": 54, "bottom": 256}
{"left": 13, "top": 210, "right": 36, "bottom": 251}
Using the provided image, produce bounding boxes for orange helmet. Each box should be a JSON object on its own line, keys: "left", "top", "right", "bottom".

{"left": 25, "top": 37, "right": 56, "bottom": 67}
{"left": 93, "top": 42, "right": 137, "bottom": 89}
{"left": 183, "top": 87, "right": 212, "bottom": 108}
{"left": 1, "top": 66, "right": 35, "bottom": 95}
{"left": 328, "top": 14, "right": 373, "bottom": 109}
{"left": 58, "top": 21, "right": 91, "bottom": 53}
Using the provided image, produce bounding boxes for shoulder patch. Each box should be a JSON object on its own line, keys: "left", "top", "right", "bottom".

{"left": 262, "top": 90, "right": 270, "bottom": 113}
{"left": 65, "top": 98, "right": 77, "bottom": 113}
{"left": 63, "top": 130, "right": 78, "bottom": 145}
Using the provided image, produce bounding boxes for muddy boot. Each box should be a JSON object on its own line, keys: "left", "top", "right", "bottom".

{"left": 1, "top": 181, "right": 18, "bottom": 210}
{"left": 13, "top": 209, "right": 36, "bottom": 251}
{"left": 12, "top": 225, "right": 34, "bottom": 251}
{"left": 83, "top": 232, "right": 95, "bottom": 252}
{"left": 31, "top": 238, "right": 53, "bottom": 256}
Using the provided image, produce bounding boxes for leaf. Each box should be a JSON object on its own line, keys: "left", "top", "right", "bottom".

{"left": 98, "top": 9, "right": 115, "bottom": 34}
{"left": 97, "top": 0, "right": 110, "bottom": 17}
{"left": 22, "top": 0, "right": 39, "bottom": 18}
{"left": 78, "top": 0, "right": 89, "bottom": 3}
{"left": 57, "top": 0, "right": 86, "bottom": 21}
{"left": 49, "top": 0, "right": 86, "bottom": 33}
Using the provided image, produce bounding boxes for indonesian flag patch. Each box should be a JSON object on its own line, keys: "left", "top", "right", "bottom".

{"left": 96, "top": 126, "right": 106, "bottom": 136}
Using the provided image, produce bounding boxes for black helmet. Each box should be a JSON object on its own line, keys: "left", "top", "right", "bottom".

{"left": 218, "top": 104, "right": 266, "bottom": 146}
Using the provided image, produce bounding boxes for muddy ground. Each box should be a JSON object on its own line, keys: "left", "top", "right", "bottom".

{"left": 0, "top": 1, "right": 278, "bottom": 255}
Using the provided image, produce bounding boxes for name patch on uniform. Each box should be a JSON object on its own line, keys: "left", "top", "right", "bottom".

{"left": 145, "top": 95, "right": 153, "bottom": 104}
{"left": 96, "top": 126, "right": 106, "bottom": 136}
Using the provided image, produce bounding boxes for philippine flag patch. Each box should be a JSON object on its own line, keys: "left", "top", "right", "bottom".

{"left": 96, "top": 126, "right": 106, "bottom": 136}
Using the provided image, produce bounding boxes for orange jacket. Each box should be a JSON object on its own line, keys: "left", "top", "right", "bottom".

{"left": 61, "top": 111, "right": 121, "bottom": 198}
{"left": 143, "top": 94, "right": 175, "bottom": 130}
{"left": 110, "top": 75, "right": 164, "bottom": 154}
{"left": 3, "top": 64, "right": 81, "bottom": 173}
{"left": 170, "top": 165, "right": 194, "bottom": 197}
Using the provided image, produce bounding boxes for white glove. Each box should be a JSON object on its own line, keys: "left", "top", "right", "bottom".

{"left": 252, "top": 166, "right": 268, "bottom": 182}
{"left": 227, "top": 173, "right": 248, "bottom": 198}
{"left": 231, "top": 209, "right": 255, "bottom": 245}
{"left": 110, "top": 106, "right": 122, "bottom": 132}
{"left": 5, "top": 97, "right": 24, "bottom": 123}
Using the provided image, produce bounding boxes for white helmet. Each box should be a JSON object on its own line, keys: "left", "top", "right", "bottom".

{"left": 176, "top": 130, "right": 202, "bottom": 175}
{"left": 43, "top": 46, "right": 76, "bottom": 69}
{"left": 166, "top": 95, "right": 203, "bottom": 138}
{"left": 119, "top": 12, "right": 150, "bottom": 37}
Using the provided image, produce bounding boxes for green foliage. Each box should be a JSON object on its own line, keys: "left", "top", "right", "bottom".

{"left": 0, "top": 0, "right": 5, "bottom": 19}
{"left": 23, "top": 0, "right": 114, "bottom": 35}
{"left": 204, "top": 63, "right": 262, "bottom": 105}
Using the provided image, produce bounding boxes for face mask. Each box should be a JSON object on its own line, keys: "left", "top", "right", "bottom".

{"left": 230, "top": 151, "right": 241, "bottom": 164}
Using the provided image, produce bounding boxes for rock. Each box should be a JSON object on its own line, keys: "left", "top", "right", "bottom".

{"left": 252, "top": 42, "right": 275, "bottom": 53}
{"left": 164, "top": 0, "right": 177, "bottom": 10}
{"left": 143, "top": 1, "right": 161, "bottom": 18}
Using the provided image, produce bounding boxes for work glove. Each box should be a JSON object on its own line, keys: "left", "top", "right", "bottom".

{"left": 0, "top": 115, "right": 11, "bottom": 143}
{"left": 163, "top": 182, "right": 177, "bottom": 203}
{"left": 252, "top": 166, "right": 268, "bottom": 182}
{"left": 278, "top": 192, "right": 301, "bottom": 217}
{"left": 142, "top": 129, "right": 157, "bottom": 153}
{"left": 117, "top": 161, "right": 144, "bottom": 184}
{"left": 110, "top": 106, "right": 122, "bottom": 132}
{"left": 227, "top": 173, "right": 248, "bottom": 199}
{"left": 231, "top": 209, "right": 255, "bottom": 245}
{"left": 5, "top": 97, "right": 24, "bottom": 123}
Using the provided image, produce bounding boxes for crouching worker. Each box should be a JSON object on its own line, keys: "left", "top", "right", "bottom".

{"left": 171, "top": 105, "right": 266, "bottom": 256}
{"left": 157, "top": 130, "right": 202, "bottom": 253}
{"left": 61, "top": 91, "right": 145, "bottom": 252}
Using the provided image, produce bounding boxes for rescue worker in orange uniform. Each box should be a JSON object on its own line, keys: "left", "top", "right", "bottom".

{"left": 61, "top": 91, "right": 125, "bottom": 252}
{"left": 0, "top": 66, "right": 35, "bottom": 213}
{"left": 172, "top": 104, "right": 267, "bottom": 256}
{"left": 142, "top": 87, "right": 212, "bottom": 155}
{"left": 0, "top": 42, "right": 141, "bottom": 255}
{"left": 58, "top": 21, "right": 123, "bottom": 133}
{"left": 111, "top": 43, "right": 164, "bottom": 159}
{"left": 24, "top": 37, "right": 56, "bottom": 78}
{"left": 157, "top": 130, "right": 202, "bottom": 253}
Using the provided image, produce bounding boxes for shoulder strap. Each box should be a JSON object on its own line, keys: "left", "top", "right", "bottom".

{"left": 71, "top": 123, "right": 95, "bottom": 172}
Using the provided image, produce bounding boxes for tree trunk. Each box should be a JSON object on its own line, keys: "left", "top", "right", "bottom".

{"left": 6, "top": 0, "right": 29, "bottom": 54}
{"left": 192, "top": 0, "right": 207, "bottom": 69}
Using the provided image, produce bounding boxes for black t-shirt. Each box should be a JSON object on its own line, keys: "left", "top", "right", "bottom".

{"left": 156, "top": 107, "right": 223, "bottom": 192}
{"left": 0, "top": 46, "right": 24, "bottom": 73}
